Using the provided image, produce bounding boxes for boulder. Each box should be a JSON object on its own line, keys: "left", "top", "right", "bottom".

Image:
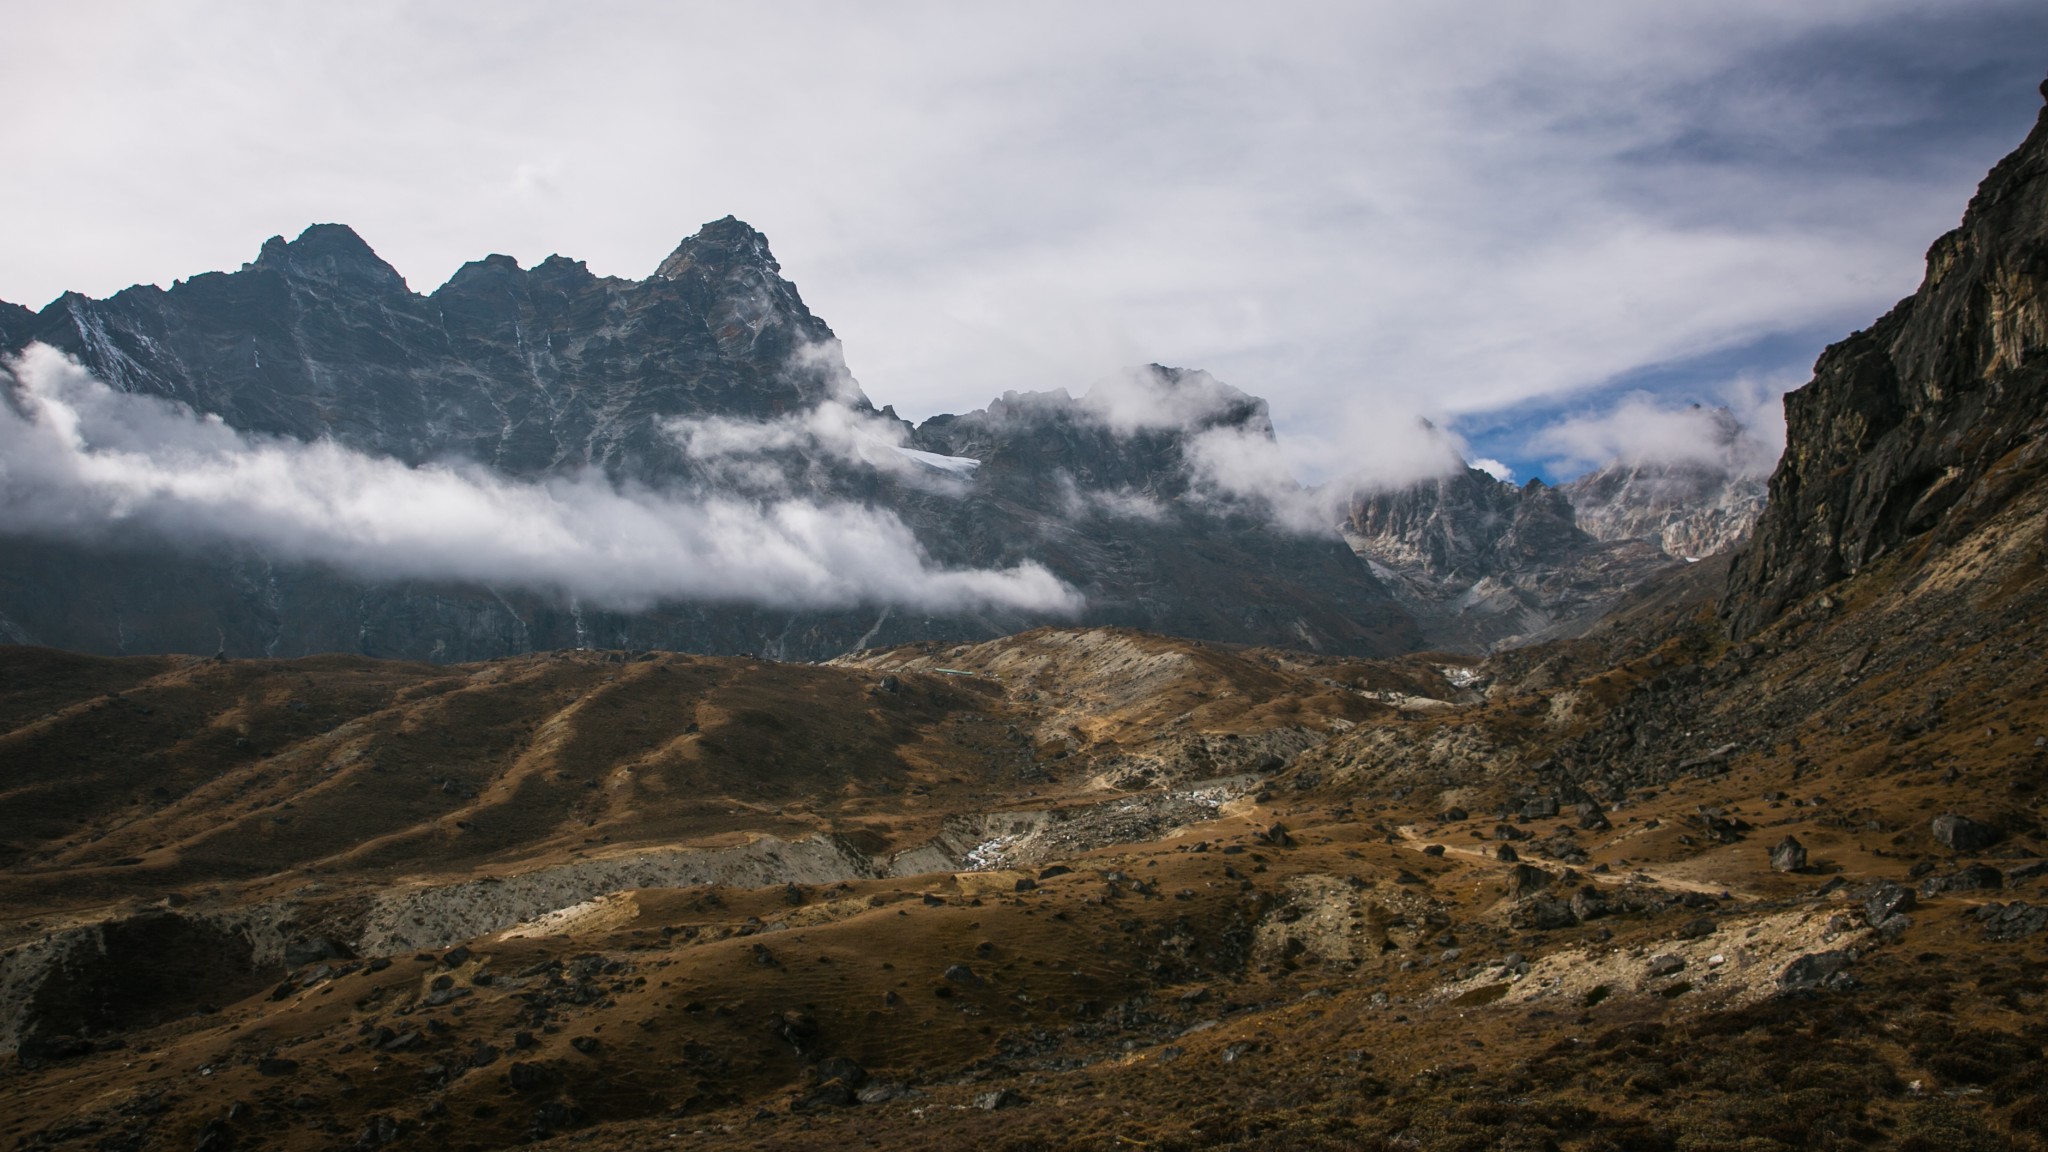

{"left": 1778, "top": 950, "right": 1854, "bottom": 992}
{"left": 1509, "top": 897, "right": 1577, "bottom": 931}
{"left": 1918, "top": 864, "right": 2004, "bottom": 898}
{"left": 1931, "top": 814, "right": 1998, "bottom": 852}
{"left": 1506, "top": 864, "right": 1550, "bottom": 900}
{"left": 974, "top": 1088, "right": 1025, "bottom": 1110}
{"left": 1865, "top": 882, "right": 1916, "bottom": 925}
{"left": 816, "top": 1056, "right": 867, "bottom": 1090}
{"left": 1769, "top": 835, "right": 1807, "bottom": 873}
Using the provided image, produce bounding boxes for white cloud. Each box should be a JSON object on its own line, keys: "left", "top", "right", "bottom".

{"left": 0, "top": 345, "right": 1080, "bottom": 616}
{"left": 1079, "top": 365, "right": 1258, "bottom": 435}
{"left": 1528, "top": 376, "right": 1792, "bottom": 477}
{"left": 665, "top": 395, "right": 982, "bottom": 495}
{"left": 1472, "top": 458, "right": 1514, "bottom": 483}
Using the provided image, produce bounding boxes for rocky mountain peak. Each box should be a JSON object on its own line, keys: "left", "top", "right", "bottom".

{"left": 654, "top": 215, "right": 783, "bottom": 281}
{"left": 245, "top": 223, "right": 408, "bottom": 295}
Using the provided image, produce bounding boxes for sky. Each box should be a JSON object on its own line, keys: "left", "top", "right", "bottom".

{"left": 4, "top": 1, "right": 2046, "bottom": 485}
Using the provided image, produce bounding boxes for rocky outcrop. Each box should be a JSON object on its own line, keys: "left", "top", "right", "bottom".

{"left": 1726, "top": 83, "right": 2048, "bottom": 636}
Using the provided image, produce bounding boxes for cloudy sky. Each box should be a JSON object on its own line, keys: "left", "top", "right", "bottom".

{"left": 5, "top": 1, "right": 2044, "bottom": 483}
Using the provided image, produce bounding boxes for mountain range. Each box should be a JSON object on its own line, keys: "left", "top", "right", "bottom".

{"left": 0, "top": 220, "right": 1766, "bottom": 663}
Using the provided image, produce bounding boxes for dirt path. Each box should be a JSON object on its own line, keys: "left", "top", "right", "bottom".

{"left": 1391, "top": 824, "right": 1758, "bottom": 900}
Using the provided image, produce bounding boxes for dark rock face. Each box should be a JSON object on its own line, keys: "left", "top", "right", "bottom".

{"left": 1726, "top": 90, "right": 2048, "bottom": 636}
{"left": 0, "top": 223, "right": 1416, "bottom": 660}
{"left": 21, "top": 218, "right": 842, "bottom": 476}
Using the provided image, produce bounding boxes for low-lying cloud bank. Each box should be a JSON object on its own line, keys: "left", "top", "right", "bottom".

{"left": 0, "top": 345, "right": 1081, "bottom": 616}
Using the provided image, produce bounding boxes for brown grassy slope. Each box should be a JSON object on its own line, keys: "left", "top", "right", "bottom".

{"left": 0, "top": 631, "right": 1393, "bottom": 922}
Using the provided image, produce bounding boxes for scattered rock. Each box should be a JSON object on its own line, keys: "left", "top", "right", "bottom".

{"left": 194, "top": 1117, "right": 232, "bottom": 1152}
{"left": 529, "top": 1099, "right": 584, "bottom": 1137}
{"left": 354, "top": 1115, "right": 402, "bottom": 1148}
{"left": 1769, "top": 835, "right": 1807, "bottom": 873}
{"left": 791, "top": 1081, "right": 856, "bottom": 1112}
{"left": 973, "top": 1088, "right": 1025, "bottom": 1111}
{"left": 1505, "top": 864, "right": 1550, "bottom": 900}
{"left": 506, "top": 1061, "right": 556, "bottom": 1092}
{"left": 1569, "top": 887, "right": 1608, "bottom": 921}
{"left": 1778, "top": 950, "right": 1854, "bottom": 992}
{"left": 1864, "top": 882, "right": 1916, "bottom": 925}
{"left": 1645, "top": 955, "right": 1685, "bottom": 978}
{"left": 777, "top": 1010, "right": 819, "bottom": 1049}
{"left": 1931, "top": 814, "right": 1998, "bottom": 852}
{"left": 815, "top": 1056, "right": 867, "bottom": 1089}
{"left": 1973, "top": 901, "right": 2048, "bottom": 941}
{"left": 1919, "top": 864, "right": 2004, "bottom": 898}
{"left": 1509, "top": 897, "right": 1577, "bottom": 931}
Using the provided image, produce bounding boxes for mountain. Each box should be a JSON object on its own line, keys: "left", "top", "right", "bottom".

{"left": 1342, "top": 465, "right": 1675, "bottom": 650}
{"left": 1340, "top": 423, "right": 1770, "bottom": 652}
{"left": 0, "top": 224, "right": 1416, "bottom": 660}
{"left": 1726, "top": 79, "right": 2048, "bottom": 637}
